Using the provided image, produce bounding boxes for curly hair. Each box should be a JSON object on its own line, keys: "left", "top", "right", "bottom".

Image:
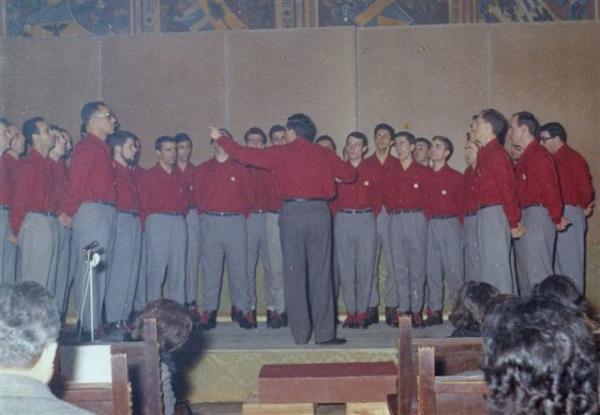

{"left": 0, "top": 282, "right": 60, "bottom": 369}
{"left": 482, "top": 297, "right": 599, "bottom": 415}
{"left": 449, "top": 280, "right": 501, "bottom": 337}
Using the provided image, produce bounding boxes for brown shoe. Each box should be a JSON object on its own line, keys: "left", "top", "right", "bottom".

{"left": 239, "top": 311, "right": 257, "bottom": 329}
{"left": 355, "top": 312, "right": 369, "bottom": 329}
{"left": 411, "top": 312, "right": 425, "bottom": 328}
{"left": 198, "top": 310, "right": 217, "bottom": 330}
{"left": 366, "top": 307, "right": 379, "bottom": 325}
{"left": 230, "top": 306, "right": 240, "bottom": 322}
{"left": 342, "top": 313, "right": 357, "bottom": 328}
{"left": 425, "top": 310, "right": 444, "bottom": 326}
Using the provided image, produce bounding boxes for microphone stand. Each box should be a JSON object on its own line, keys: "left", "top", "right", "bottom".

{"left": 77, "top": 243, "right": 101, "bottom": 342}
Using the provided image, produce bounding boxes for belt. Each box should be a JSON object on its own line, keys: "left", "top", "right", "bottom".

{"left": 340, "top": 208, "right": 373, "bottom": 214}
{"left": 284, "top": 198, "right": 326, "bottom": 203}
{"left": 117, "top": 210, "right": 139, "bottom": 217}
{"left": 478, "top": 203, "right": 501, "bottom": 211}
{"left": 0, "top": 204, "right": 9, "bottom": 211}
{"left": 156, "top": 211, "right": 184, "bottom": 217}
{"left": 252, "top": 209, "right": 280, "bottom": 214}
{"left": 390, "top": 208, "right": 422, "bottom": 215}
{"left": 523, "top": 203, "right": 544, "bottom": 209}
{"left": 188, "top": 206, "right": 197, "bottom": 210}
{"left": 430, "top": 214, "right": 457, "bottom": 220}
{"left": 464, "top": 211, "right": 477, "bottom": 218}
{"left": 205, "top": 211, "right": 241, "bottom": 217}
{"left": 88, "top": 200, "right": 115, "bottom": 207}
{"left": 30, "top": 210, "right": 57, "bottom": 217}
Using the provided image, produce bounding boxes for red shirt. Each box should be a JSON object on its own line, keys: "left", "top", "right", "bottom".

{"left": 553, "top": 144, "right": 594, "bottom": 209}
{"left": 514, "top": 140, "right": 563, "bottom": 224}
{"left": 138, "top": 163, "right": 188, "bottom": 223}
{"left": 332, "top": 159, "right": 382, "bottom": 215}
{"left": 464, "top": 166, "right": 478, "bottom": 215}
{"left": 382, "top": 159, "right": 432, "bottom": 211}
{"left": 363, "top": 152, "right": 397, "bottom": 172}
{"left": 217, "top": 136, "right": 356, "bottom": 200}
{"left": 194, "top": 158, "right": 250, "bottom": 215}
{"left": 62, "top": 133, "right": 116, "bottom": 216}
{"left": 178, "top": 163, "right": 197, "bottom": 208}
{"left": 247, "top": 167, "right": 282, "bottom": 212}
{"left": 0, "top": 152, "right": 18, "bottom": 206}
{"left": 474, "top": 139, "right": 520, "bottom": 228}
{"left": 113, "top": 162, "right": 141, "bottom": 213}
{"left": 10, "top": 150, "right": 59, "bottom": 235}
{"left": 425, "top": 164, "right": 464, "bottom": 220}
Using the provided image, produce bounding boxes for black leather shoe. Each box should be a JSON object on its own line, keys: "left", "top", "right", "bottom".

{"left": 366, "top": 307, "right": 379, "bottom": 324}
{"left": 316, "top": 337, "right": 347, "bottom": 345}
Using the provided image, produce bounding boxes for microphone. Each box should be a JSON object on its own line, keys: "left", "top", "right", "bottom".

{"left": 82, "top": 241, "right": 99, "bottom": 253}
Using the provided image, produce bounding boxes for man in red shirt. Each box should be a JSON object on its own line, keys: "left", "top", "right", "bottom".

{"left": 139, "top": 136, "right": 188, "bottom": 308}
{"left": 471, "top": 109, "right": 522, "bottom": 294}
{"left": 463, "top": 139, "right": 482, "bottom": 283}
{"left": 61, "top": 101, "right": 118, "bottom": 334}
{"left": 510, "top": 112, "right": 567, "bottom": 294}
{"left": 244, "top": 127, "right": 287, "bottom": 328}
{"left": 413, "top": 137, "right": 431, "bottom": 167}
{"left": 540, "top": 122, "right": 593, "bottom": 292}
{"left": 194, "top": 137, "right": 255, "bottom": 330}
{"left": 424, "top": 136, "right": 464, "bottom": 325}
{"left": 268, "top": 125, "right": 287, "bottom": 146}
{"left": 0, "top": 118, "right": 19, "bottom": 284}
{"left": 212, "top": 113, "right": 355, "bottom": 345}
{"left": 10, "top": 117, "right": 59, "bottom": 289}
{"left": 104, "top": 131, "right": 142, "bottom": 336}
{"left": 362, "top": 123, "right": 397, "bottom": 326}
{"left": 332, "top": 132, "right": 381, "bottom": 328}
{"left": 175, "top": 133, "right": 201, "bottom": 317}
{"left": 382, "top": 131, "right": 432, "bottom": 328}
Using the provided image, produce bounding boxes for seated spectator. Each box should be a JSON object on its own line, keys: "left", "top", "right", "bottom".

{"left": 0, "top": 281, "right": 92, "bottom": 414}
{"left": 449, "top": 280, "right": 504, "bottom": 337}
{"left": 532, "top": 274, "right": 599, "bottom": 330}
{"left": 131, "top": 299, "right": 193, "bottom": 415}
{"left": 482, "top": 296, "right": 599, "bottom": 415}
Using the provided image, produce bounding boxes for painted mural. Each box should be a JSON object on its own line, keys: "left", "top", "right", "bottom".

{"left": 3, "top": 0, "right": 597, "bottom": 38}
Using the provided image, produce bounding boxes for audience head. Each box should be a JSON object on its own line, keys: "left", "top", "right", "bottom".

{"left": 0, "top": 282, "right": 61, "bottom": 383}
{"left": 154, "top": 135, "right": 178, "bottom": 167}
{"left": 131, "top": 299, "right": 193, "bottom": 354}
{"left": 539, "top": 122, "right": 567, "bottom": 154}
{"left": 509, "top": 111, "right": 540, "bottom": 148}
{"left": 108, "top": 130, "right": 139, "bottom": 166}
{"left": 393, "top": 131, "right": 416, "bottom": 162}
{"left": 268, "top": 124, "right": 287, "bottom": 146}
{"left": 286, "top": 113, "right": 316, "bottom": 142}
{"left": 482, "top": 296, "right": 599, "bottom": 415}
{"left": 475, "top": 109, "right": 508, "bottom": 146}
{"left": 430, "top": 135, "right": 453, "bottom": 163}
{"left": 315, "top": 135, "right": 336, "bottom": 153}
{"left": 244, "top": 127, "right": 267, "bottom": 149}
{"left": 449, "top": 280, "right": 501, "bottom": 337}
{"left": 80, "top": 101, "right": 117, "bottom": 139}
{"left": 174, "top": 132, "right": 193, "bottom": 164}
{"left": 373, "top": 123, "right": 394, "bottom": 155}
{"left": 413, "top": 137, "right": 431, "bottom": 165}
{"left": 22, "top": 116, "right": 54, "bottom": 154}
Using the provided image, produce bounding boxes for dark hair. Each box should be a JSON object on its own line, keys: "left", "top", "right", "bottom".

{"left": 415, "top": 137, "right": 431, "bottom": 149}
{"left": 0, "top": 117, "right": 11, "bottom": 129}
{"left": 107, "top": 130, "right": 138, "bottom": 149}
{"left": 432, "top": 135, "right": 454, "bottom": 161}
{"left": 268, "top": 124, "right": 286, "bottom": 140}
{"left": 346, "top": 131, "right": 368, "bottom": 148}
{"left": 449, "top": 280, "right": 501, "bottom": 337}
{"left": 154, "top": 135, "right": 176, "bottom": 151}
{"left": 482, "top": 297, "right": 599, "bottom": 415}
{"left": 80, "top": 101, "right": 107, "bottom": 137}
{"left": 480, "top": 109, "right": 508, "bottom": 146}
{"left": 394, "top": 131, "right": 416, "bottom": 145}
{"left": 513, "top": 111, "right": 540, "bottom": 138}
{"left": 531, "top": 275, "right": 585, "bottom": 313}
{"left": 22, "top": 116, "right": 45, "bottom": 147}
{"left": 174, "top": 132, "right": 192, "bottom": 145}
{"left": 315, "top": 135, "right": 336, "bottom": 151}
{"left": 540, "top": 122, "right": 567, "bottom": 143}
{"left": 286, "top": 113, "right": 316, "bottom": 142}
{"left": 131, "top": 299, "right": 193, "bottom": 353}
{"left": 374, "top": 123, "right": 394, "bottom": 139}
{"left": 244, "top": 127, "right": 267, "bottom": 144}
{"left": 0, "top": 282, "right": 60, "bottom": 369}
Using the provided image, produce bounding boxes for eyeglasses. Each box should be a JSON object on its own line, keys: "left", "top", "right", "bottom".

{"left": 94, "top": 112, "right": 116, "bottom": 119}
{"left": 539, "top": 135, "right": 554, "bottom": 143}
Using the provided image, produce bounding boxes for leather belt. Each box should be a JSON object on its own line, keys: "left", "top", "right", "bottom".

{"left": 156, "top": 211, "right": 184, "bottom": 217}
{"left": 430, "top": 214, "right": 457, "bottom": 220}
{"left": 464, "top": 211, "right": 477, "bottom": 218}
{"left": 89, "top": 200, "right": 115, "bottom": 207}
{"left": 117, "top": 210, "right": 139, "bottom": 217}
{"left": 30, "top": 210, "right": 57, "bottom": 217}
{"left": 252, "top": 210, "right": 279, "bottom": 214}
{"left": 478, "top": 203, "right": 501, "bottom": 211}
{"left": 205, "top": 211, "right": 241, "bottom": 217}
{"left": 523, "top": 203, "right": 544, "bottom": 209}
{"left": 340, "top": 208, "right": 373, "bottom": 214}
{"left": 390, "top": 208, "right": 422, "bottom": 215}
{"left": 0, "top": 204, "right": 9, "bottom": 211}
{"left": 284, "top": 198, "right": 326, "bottom": 203}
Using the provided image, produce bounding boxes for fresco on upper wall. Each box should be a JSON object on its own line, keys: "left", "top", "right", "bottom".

{"left": 477, "top": 0, "right": 596, "bottom": 22}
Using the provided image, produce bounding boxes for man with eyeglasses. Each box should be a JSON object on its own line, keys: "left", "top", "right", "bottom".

{"left": 539, "top": 122, "right": 594, "bottom": 292}
{"left": 60, "top": 101, "right": 118, "bottom": 336}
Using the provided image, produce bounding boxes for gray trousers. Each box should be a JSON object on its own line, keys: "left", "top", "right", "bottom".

{"left": 264, "top": 212, "right": 285, "bottom": 312}
{"left": 463, "top": 215, "right": 481, "bottom": 282}
{"left": 145, "top": 213, "right": 187, "bottom": 305}
{"left": 185, "top": 209, "right": 201, "bottom": 305}
{"left": 555, "top": 205, "right": 587, "bottom": 292}
{"left": 105, "top": 212, "right": 142, "bottom": 323}
{"left": 476, "top": 205, "right": 513, "bottom": 294}
{"left": 18, "top": 213, "right": 59, "bottom": 290}
{"left": 514, "top": 206, "right": 555, "bottom": 296}
{"left": 133, "top": 233, "right": 147, "bottom": 312}
{"left": 388, "top": 211, "right": 427, "bottom": 313}
{"left": 426, "top": 217, "right": 465, "bottom": 311}
{"left": 71, "top": 202, "right": 117, "bottom": 331}
{"left": 0, "top": 209, "right": 17, "bottom": 283}
{"left": 279, "top": 200, "right": 335, "bottom": 344}
{"left": 200, "top": 214, "right": 249, "bottom": 313}
{"left": 334, "top": 212, "right": 376, "bottom": 313}
{"left": 370, "top": 208, "right": 396, "bottom": 308}
{"left": 54, "top": 225, "right": 72, "bottom": 316}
